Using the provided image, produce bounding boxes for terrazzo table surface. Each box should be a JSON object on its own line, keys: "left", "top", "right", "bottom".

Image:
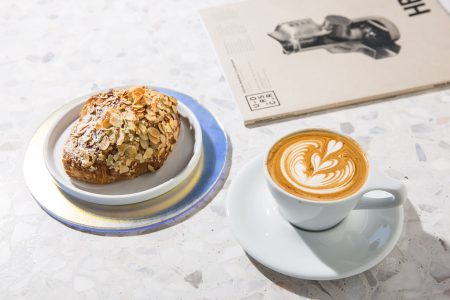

{"left": 2, "top": 0, "right": 450, "bottom": 299}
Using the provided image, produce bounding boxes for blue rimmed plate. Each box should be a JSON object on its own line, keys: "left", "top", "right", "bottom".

{"left": 24, "top": 87, "right": 230, "bottom": 234}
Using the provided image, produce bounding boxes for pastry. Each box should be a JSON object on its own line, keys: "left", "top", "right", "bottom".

{"left": 62, "top": 86, "right": 181, "bottom": 184}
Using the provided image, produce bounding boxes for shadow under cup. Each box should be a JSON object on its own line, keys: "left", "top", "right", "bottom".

{"left": 264, "top": 129, "right": 406, "bottom": 231}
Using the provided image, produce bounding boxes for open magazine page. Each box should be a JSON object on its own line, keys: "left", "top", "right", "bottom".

{"left": 201, "top": 0, "right": 450, "bottom": 125}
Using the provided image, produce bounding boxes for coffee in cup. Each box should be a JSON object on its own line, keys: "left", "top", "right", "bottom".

{"left": 266, "top": 129, "right": 369, "bottom": 201}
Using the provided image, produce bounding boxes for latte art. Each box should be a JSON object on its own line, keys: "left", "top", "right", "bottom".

{"left": 267, "top": 130, "right": 369, "bottom": 201}
{"left": 281, "top": 139, "right": 355, "bottom": 194}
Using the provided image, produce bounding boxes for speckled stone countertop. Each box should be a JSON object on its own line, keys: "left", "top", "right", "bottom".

{"left": 1, "top": 0, "right": 450, "bottom": 299}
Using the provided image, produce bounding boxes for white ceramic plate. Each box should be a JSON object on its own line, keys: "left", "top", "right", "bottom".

{"left": 227, "top": 155, "right": 403, "bottom": 280}
{"left": 25, "top": 87, "right": 230, "bottom": 232}
{"left": 43, "top": 89, "right": 202, "bottom": 205}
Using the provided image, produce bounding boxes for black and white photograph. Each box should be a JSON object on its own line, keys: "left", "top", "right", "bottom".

{"left": 268, "top": 15, "right": 401, "bottom": 59}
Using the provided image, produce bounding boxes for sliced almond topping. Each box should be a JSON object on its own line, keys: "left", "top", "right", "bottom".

{"left": 138, "top": 123, "right": 146, "bottom": 134}
{"left": 77, "top": 123, "right": 89, "bottom": 135}
{"left": 143, "top": 148, "right": 154, "bottom": 160}
{"left": 125, "top": 145, "right": 137, "bottom": 159}
{"left": 149, "top": 110, "right": 157, "bottom": 116}
{"left": 158, "top": 146, "right": 166, "bottom": 156}
{"left": 145, "top": 115, "right": 157, "bottom": 122}
{"left": 146, "top": 109, "right": 156, "bottom": 117}
{"left": 158, "top": 123, "right": 165, "bottom": 133}
{"left": 117, "top": 129, "right": 125, "bottom": 145}
{"left": 170, "top": 119, "right": 178, "bottom": 129}
{"left": 149, "top": 135, "right": 160, "bottom": 145}
{"left": 117, "top": 143, "right": 127, "bottom": 154}
{"left": 109, "top": 131, "right": 117, "bottom": 144}
{"left": 138, "top": 131, "right": 148, "bottom": 141}
{"left": 109, "top": 113, "right": 123, "bottom": 127}
{"left": 140, "top": 139, "right": 149, "bottom": 149}
{"left": 69, "top": 86, "right": 180, "bottom": 179}
{"left": 84, "top": 134, "right": 93, "bottom": 144}
{"left": 129, "top": 86, "right": 145, "bottom": 103}
{"left": 99, "top": 136, "right": 110, "bottom": 151}
{"left": 144, "top": 94, "right": 152, "bottom": 105}
{"left": 148, "top": 127, "right": 160, "bottom": 138}
{"left": 119, "top": 165, "right": 129, "bottom": 174}
{"left": 101, "top": 118, "right": 110, "bottom": 129}
{"left": 80, "top": 151, "right": 91, "bottom": 167}
{"left": 150, "top": 90, "right": 158, "bottom": 97}
{"left": 136, "top": 112, "right": 145, "bottom": 120}
{"left": 124, "top": 110, "right": 135, "bottom": 121}
{"left": 128, "top": 121, "right": 136, "bottom": 131}
{"left": 106, "top": 156, "right": 114, "bottom": 168}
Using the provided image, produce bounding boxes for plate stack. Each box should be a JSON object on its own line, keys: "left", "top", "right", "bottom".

{"left": 24, "top": 87, "right": 229, "bottom": 234}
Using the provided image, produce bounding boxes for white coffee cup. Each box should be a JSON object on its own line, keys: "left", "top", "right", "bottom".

{"left": 264, "top": 129, "right": 406, "bottom": 231}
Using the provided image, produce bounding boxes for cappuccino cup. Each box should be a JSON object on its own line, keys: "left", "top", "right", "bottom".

{"left": 264, "top": 129, "right": 406, "bottom": 231}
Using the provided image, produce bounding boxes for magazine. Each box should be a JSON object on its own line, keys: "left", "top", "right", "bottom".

{"left": 201, "top": 0, "right": 450, "bottom": 125}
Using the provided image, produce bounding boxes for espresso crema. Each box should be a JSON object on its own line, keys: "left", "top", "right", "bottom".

{"left": 267, "top": 130, "right": 369, "bottom": 201}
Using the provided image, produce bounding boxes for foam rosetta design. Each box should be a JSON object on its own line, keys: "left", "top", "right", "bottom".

{"left": 267, "top": 130, "right": 368, "bottom": 201}
{"left": 280, "top": 139, "right": 355, "bottom": 195}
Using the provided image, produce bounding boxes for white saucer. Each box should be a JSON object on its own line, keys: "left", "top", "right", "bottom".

{"left": 43, "top": 87, "right": 202, "bottom": 205}
{"left": 227, "top": 155, "right": 403, "bottom": 280}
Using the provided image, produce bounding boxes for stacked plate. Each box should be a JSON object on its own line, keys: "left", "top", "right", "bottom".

{"left": 24, "top": 87, "right": 229, "bottom": 233}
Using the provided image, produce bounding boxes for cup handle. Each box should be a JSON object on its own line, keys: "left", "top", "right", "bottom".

{"left": 354, "top": 169, "right": 407, "bottom": 210}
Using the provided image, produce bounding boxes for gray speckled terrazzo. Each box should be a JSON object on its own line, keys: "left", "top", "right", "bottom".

{"left": 1, "top": 0, "right": 450, "bottom": 299}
